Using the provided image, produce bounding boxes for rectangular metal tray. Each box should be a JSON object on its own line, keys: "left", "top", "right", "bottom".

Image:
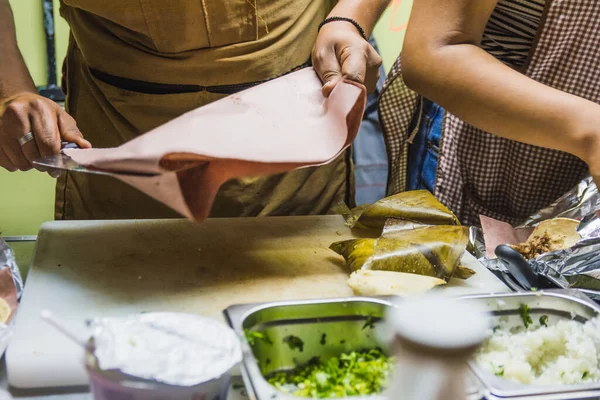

{"left": 224, "top": 291, "right": 600, "bottom": 400}
{"left": 462, "top": 290, "right": 600, "bottom": 400}
{"left": 223, "top": 296, "right": 484, "bottom": 400}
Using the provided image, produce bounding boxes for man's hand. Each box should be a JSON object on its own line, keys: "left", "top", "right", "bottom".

{"left": 0, "top": 92, "right": 90, "bottom": 175}
{"left": 312, "top": 22, "right": 382, "bottom": 97}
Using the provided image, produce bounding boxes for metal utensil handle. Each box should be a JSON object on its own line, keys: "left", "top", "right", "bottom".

{"left": 61, "top": 142, "right": 80, "bottom": 150}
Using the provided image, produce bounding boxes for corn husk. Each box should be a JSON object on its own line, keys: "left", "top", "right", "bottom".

{"left": 348, "top": 191, "right": 460, "bottom": 231}
{"left": 330, "top": 225, "right": 469, "bottom": 281}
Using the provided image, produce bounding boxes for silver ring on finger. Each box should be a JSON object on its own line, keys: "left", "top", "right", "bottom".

{"left": 18, "top": 132, "right": 35, "bottom": 147}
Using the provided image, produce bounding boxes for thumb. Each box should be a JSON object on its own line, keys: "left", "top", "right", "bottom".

{"left": 58, "top": 111, "right": 91, "bottom": 148}
{"left": 313, "top": 48, "right": 343, "bottom": 97}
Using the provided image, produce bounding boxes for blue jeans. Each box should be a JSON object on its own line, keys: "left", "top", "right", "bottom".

{"left": 406, "top": 98, "right": 443, "bottom": 192}
{"left": 353, "top": 37, "right": 388, "bottom": 205}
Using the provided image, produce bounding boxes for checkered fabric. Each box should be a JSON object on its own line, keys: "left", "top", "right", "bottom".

{"left": 378, "top": 56, "right": 419, "bottom": 195}
{"left": 379, "top": 0, "right": 597, "bottom": 226}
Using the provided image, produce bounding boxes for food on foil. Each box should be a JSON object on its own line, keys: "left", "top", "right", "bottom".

{"left": 330, "top": 225, "right": 470, "bottom": 281}
{"left": 347, "top": 270, "right": 446, "bottom": 296}
{"left": 477, "top": 306, "right": 600, "bottom": 385}
{"left": 346, "top": 190, "right": 459, "bottom": 230}
{"left": 88, "top": 312, "right": 242, "bottom": 386}
{"left": 511, "top": 218, "right": 581, "bottom": 259}
{"left": 267, "top": 348, "right": 394, "bottom": 398}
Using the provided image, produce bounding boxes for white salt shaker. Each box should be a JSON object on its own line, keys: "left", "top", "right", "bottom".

{"left": 385, "top": 295, "right": 490, "bottom": 400}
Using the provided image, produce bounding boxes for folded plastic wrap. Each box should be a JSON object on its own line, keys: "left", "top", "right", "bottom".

{"left": 473, "top": 177, "right": 600, "bottom": 293}
{"left": 64, "top": 68, "right": 366, "bottom": 222}
{"left": 0, "top": 238, "right": 24, "bottom": 356}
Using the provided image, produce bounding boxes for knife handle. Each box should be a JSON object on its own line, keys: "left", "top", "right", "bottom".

{"left": 61, "top": 141, "right": 80, "bottom": 150}
{"left": 495, "top": 244, "right": 539, "bottom": 290}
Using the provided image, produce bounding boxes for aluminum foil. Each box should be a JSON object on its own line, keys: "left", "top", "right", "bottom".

{"left": 471, "top": 177, "right": 600, "bottom": 294}
{"left": 518, "top": 175, "right": 599, "bottom": 228}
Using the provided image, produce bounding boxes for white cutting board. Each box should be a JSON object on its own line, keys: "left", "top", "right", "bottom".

{"left": 6, "top": 216, "right": 508, "bottom": 389}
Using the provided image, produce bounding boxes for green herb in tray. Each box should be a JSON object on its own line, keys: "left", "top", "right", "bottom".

{"left": 267, "top": 349, "right": 394, "bottom": 398}
{"left": 283, "top": 335, "right": 305, "bottom": 352}
{"left": 519, "top": 304, "right": 533, "bottom": 329}
{"left": 244, "top": 329, "right": 273, "bottom": 346}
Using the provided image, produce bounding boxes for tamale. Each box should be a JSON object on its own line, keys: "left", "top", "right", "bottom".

{"left": 352, "top": 191, "right": 460, "bottom": 230}
{"left": 329, "top": 239, "right": 376, "bottom": 272}
{"left": 331, "top": 225, "right": 470, "bottom": 281}
{"left": 454, "top": 266, "right": 476, "bottom": 280}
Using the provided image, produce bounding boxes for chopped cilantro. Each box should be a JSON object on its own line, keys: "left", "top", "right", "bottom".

{"left": 320, "top": 333, "right": 327, "bottom": 346}
{"left": 583, "top": 371, "right": 589, "bottom": 379}
{"left": 531, "top": 287, "right": 538, "bottom": 292}
{"left": 539, "top": 315, "right": 549, "bottom": 327}
{"left": 495, "top": 365, "right": 505, "bottom": 377}
{"left": 362, "top": 316, "right": 377, "bottom": 330}
{"left": 519, "top": 304, "right": 533, "bottom": 329}
{"left": 244, "top": 329, "right": 273, "bottom": 346}
{"left": 267, "top": 349, "right": 394, "bottom": 398}
{"left": 283, "top": 335, "right": 304, "bottom": 352}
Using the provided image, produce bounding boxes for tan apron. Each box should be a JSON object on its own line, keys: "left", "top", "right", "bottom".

{"left": 380, "top": 0, "right": 597, "bottom": 226}
{"left": 55, "top": 0, "right": 352, "bottom": 220}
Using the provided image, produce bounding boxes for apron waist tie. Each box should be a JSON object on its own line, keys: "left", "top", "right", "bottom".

{"left": 89, "top": 59, "right": 312, "bottom": 95}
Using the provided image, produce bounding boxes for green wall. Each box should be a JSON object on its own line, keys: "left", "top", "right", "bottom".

{"left": 0, "top": 0, "right": 412, "bottom": 236}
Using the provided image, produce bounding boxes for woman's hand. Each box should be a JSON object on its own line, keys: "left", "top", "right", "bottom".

{"left": 580, "top": 115, "right": 600, "bottom": 187}
{"left": 0, "top": 92, "right": 90, "bottom": 174}
{"left": 312, "top": 22, "right": 382, "bottom": 97}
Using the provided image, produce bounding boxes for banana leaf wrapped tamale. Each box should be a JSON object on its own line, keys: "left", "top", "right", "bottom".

{"left": 330, "top": 225, "right": 473, "bottom": 281}
{"left": 346, "top": 190, "right": 459, "bottom": 230}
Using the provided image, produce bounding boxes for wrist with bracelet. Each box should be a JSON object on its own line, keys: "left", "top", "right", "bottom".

{"left": 318, "top": 17, "right": 368, "bottom": 41}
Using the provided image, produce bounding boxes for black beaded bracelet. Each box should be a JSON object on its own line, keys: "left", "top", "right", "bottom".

{"left": 318, "top": 17, "right": 368, "bottom": 41}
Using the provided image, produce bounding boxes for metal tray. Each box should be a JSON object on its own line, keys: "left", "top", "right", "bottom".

{"left": 223, "top": 296, "right": 484, "bottom": 400}
{"left": 462, "top": 290, "right": 600, "bottom": 400}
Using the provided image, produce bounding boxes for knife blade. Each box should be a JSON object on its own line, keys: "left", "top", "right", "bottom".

{"left": 33, "top": 142, "right": 158, "bottom": 177}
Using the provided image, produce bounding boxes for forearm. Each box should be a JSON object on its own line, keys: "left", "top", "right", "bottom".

{"left": 0, "top": 0, "right": 37, "bottom": 102}
{"left": 402, "top": 43, "right": 600, "bottom": 161}
{"left": 327, "top": 0, "right": 390, "bottom": 37}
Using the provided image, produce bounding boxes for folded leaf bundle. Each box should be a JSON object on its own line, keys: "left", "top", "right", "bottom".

{"left": 348, "top": 190, "right": 459, "bottom": 231}
{"left": 330, "top": 225, "right": 470, "bottom": 281}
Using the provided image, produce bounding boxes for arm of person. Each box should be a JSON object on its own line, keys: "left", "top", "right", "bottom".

{"left": 312, "top": 0, "right": 390, "bottom": 96}
{"left": 402, "top": 0, "right": 600, "bottom": 182}
{"left": 0, "top": 0, "right": 89, "bottom": 173}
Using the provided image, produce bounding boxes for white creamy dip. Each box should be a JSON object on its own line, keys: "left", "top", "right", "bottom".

{"left": 90, "top": 312, "right": 242, "bottom": 386}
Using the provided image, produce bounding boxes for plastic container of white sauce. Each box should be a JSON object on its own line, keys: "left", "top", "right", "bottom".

{"left": 85, "top": 312, "right": 242, "bottom": 400}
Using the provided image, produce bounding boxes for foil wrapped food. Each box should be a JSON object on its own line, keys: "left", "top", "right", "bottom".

{"left": 472, "top": 177, "right": 600, "bottom": 295}
{"left": 0, "top": 238, "right": 24, "bottom": 357}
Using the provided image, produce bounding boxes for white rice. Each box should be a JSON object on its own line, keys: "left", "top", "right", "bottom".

{"left": 476, "top": 317, "right": 600, "bottom": 385}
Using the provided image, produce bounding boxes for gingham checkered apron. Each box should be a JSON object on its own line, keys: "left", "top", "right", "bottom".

{"left": 379, "top": 0, "right": 598, "bottom": 226}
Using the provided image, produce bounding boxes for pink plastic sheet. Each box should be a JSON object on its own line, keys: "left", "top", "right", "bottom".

{"left": 65, "top": 68, "right": 366, "bottom": 221}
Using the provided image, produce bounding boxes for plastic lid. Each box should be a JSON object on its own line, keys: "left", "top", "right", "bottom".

{"left": 388, "top": 295, "right": 491, "bottom": 351}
